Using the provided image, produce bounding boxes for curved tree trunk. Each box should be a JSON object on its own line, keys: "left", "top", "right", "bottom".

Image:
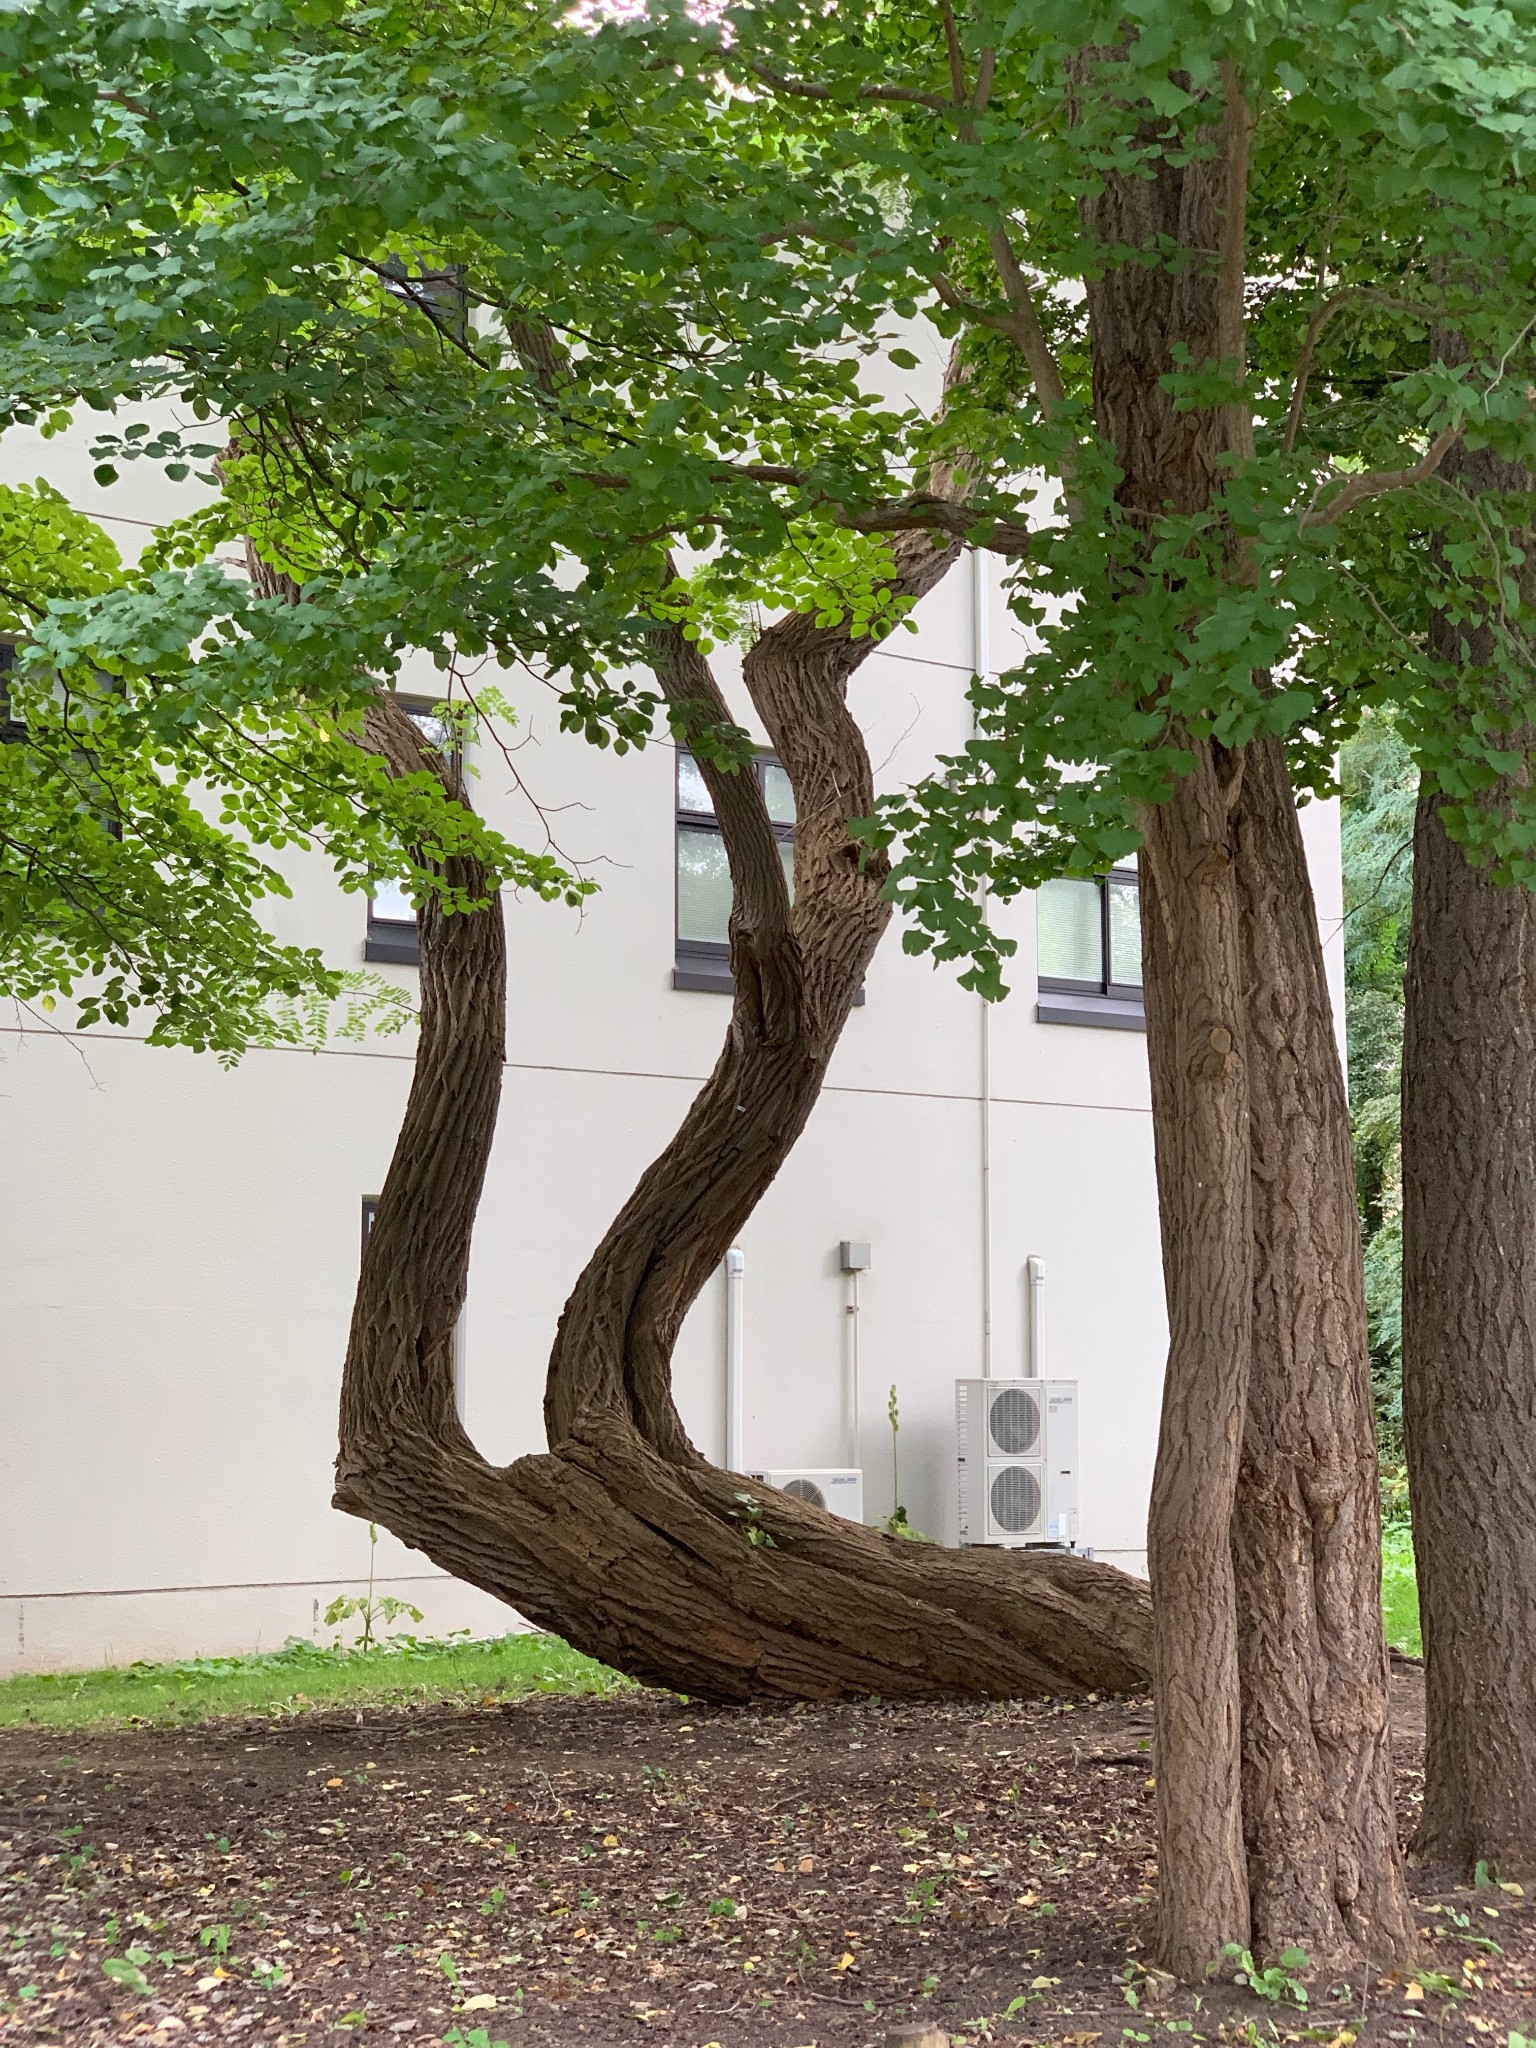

{"left": 334, "top": 585, "right": 1153, "bottom": 1704}
{"left": 1232, "top": 738, "right": 1412, "bottom": 1970}
{"left": 1402, "top": 440, "right": 1536, "bottom": 1877}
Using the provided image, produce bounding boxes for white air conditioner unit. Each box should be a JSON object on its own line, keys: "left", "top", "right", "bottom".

{"left": 744, "top": 1467, "right": 864, "bottom": 1522}
{"left": 956, "top": 1379, "right": 1079, "bottom": 1547}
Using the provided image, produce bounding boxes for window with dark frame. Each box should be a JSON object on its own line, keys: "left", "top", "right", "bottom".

{"left": 0, "top": 639, "right": 21, "bottom": 743}
{"left": 364, "top": 697, "right": 458, "bottom": 966}
{"left": 0, "top": 634, "right": 43, "bottom": 751}
{"left": 0, "top": 635, "right": 123, "bottom": 837}
{"left": 1035, "top": 869, "right": 1146, "bottom": 1031}
{"left": 673, "top": 748, "right": 796, "bottom": 994}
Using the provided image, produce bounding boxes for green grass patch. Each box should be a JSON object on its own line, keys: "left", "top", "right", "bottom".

{"left": 1382, "top": 1525, "right": 1421, "bottom": 1657}
{"left": 0, "top": 1632, "right": 628, "bottom": 1730}
{"left": 2, "top": 1535, "right": 1427, "bottom": 1731}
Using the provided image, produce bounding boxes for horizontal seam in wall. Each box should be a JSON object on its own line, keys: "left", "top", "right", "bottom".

{"left": 3, "top": 1573, "right": 455, "bottom": 1604}
{"left": 2, "top": 1029, "right": 1150, "bottom": 1117}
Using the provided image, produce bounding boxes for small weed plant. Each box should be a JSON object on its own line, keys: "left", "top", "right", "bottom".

{"left": 882, "top": 1386, "right": 935, "bottom": 1539}
{"left": 728, "top": 1494, "right": 777, "bottom": 1549}
{"left": 323, "top": 1523, "right": 424, "bottom": 1649}
{"left": 1223, "top": 1942, "right": 1311, "bottom": 2007}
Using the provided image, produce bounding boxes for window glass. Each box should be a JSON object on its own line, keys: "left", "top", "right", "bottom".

{"left": 1108, "top": 875, "right": 1143, "bottom": 987}
{"left": 406, "top": 706, "right": 453, "bottom": 754}
{"left": 364, "top": 700, "right": 453, "bottom": 943}
{"left": 1037, "top": 878, "right": 1103, "bottom": 985}
{"left": 677, "top": 752, "right": 714, "bottom": 817}
{"left": 762, "top": 760, "right": 796, "bottom": 826}
{"left": 677, "top": 824, "right": 734, "bottom": 944}
{"left": 371, "top": 877, "right": 416, "bottom": 924}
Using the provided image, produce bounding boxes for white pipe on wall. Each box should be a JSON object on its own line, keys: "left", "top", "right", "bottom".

{"left": 847, "top": 1268, "right": 862, "bottom": 1468}
{"left": 972, "top": 544, "right": 995, "bottom": 1380}
{"left": 724, "top": 1246, "right": 745, "bottom": 1470}
{"left": 453, "top": 1307, "right": 468, "bottom": 1425}
{"left": 1026, "top": 1255, "right": 1046, "bottom": 1377}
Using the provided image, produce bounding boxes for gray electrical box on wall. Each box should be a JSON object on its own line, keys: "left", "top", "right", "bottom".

{"left": 839, "top": 1240, "right": 872, "bottom": 1271}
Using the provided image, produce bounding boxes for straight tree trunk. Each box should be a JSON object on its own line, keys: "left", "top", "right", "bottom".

{"left": 1082, "top": 66, "right": 1257, "bottom": 1979}
{"left": 1402, "top": 441, "right": 1536, "bottom": 1877}
{"left": 1137, "top": 747, "right": 1254, "bottom": 1979}
{"left": 1081, "top": 63, "right": 1410, "bottom": 1975}
{"left": 1232, "top": 738, "right": 1413, "bottom": 1968}
{"left": 334, "top": 586, "right": 1154, "bottom": 1705}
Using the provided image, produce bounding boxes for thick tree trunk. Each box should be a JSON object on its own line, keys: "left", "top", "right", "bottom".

{"left": 1402, "top": 442, "right": 1536, "bottom": 1877}
{"left": 1082, "top": 74, "right": 1257, "bottom": 1979}
{"left": 1403, "top": 789, "right": 1536, "bottom": 1875}
{"left": 1083, "top": 66, "right": 1409, "bottom": 1974}
{"left": 335, "top": 592, "right": 1154, "bottom": 1705}
{"left": 1137, "top": 747, "right": 1254, "bottom": 1980}
{"left": 1232, "top": 738, "right": 1413, "bottom": 1968}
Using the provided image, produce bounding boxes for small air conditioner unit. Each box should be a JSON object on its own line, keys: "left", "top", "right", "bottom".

{"left": 744, "top": 1467, "right": 864, "bottom": 1522}
{"left": 956, "top": 1379, "right": 1079, "bottom": 1547}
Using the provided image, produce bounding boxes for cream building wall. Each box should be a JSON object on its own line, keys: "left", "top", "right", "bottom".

{"left": 0, "top": 423, "right": 1348, "bottom": 1677}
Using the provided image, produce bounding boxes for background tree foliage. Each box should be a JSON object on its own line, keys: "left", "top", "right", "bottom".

{"left": 1341, "top": 714, "right": 1416, "bottom": 1457}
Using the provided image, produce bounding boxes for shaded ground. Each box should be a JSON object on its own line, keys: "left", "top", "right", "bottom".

{"left": 2, "top": 1666, "right": 1531, "bottom": 2048}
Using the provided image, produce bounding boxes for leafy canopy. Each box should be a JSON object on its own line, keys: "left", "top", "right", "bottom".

{"left": 0, "top": 479, "right": 416, "bottom": 1053}
{"left": 645, "top": 0, "right": 1536, "bottom": 992}
{"left": 5, "top": 0, "right": 1535, "bottom": 1026}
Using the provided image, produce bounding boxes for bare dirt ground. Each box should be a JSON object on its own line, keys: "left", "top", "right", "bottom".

{"left": 2, "top": 1667, "right": 1531, "bottom": 2048}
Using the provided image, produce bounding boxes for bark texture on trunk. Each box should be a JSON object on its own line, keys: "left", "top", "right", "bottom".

{"left": 334, "top": 571, "right": 1154, "bottom": 1704}
{"left": 1081, "top": 63, "right": 1408, "bottom": 1975}
{"left": 1233, "top": 738, "right": 1412, "bottom": 1969}
{"left": 1403, "top": 441, "right": 1536, "bottom": 1877}
{"left": 1137, "top": 747, "right": 1253, "bottom": 1980}
{"left": 1082, "top": 72, "right": 1256, "bottom": 1980}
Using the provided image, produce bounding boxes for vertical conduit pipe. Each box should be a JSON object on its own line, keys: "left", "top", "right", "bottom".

{"left": 972, "top": 545, "right": 995, "bottom": 1379}
{"left": 724, "top": 1246, "right": 745, "bottom": 1470}
{"left": 847, "top": 1268, "right": 862, "bottom": 1470}
{"left": 1026, "top": 1255, "right": 1046, "bottom": 1378}
{"left": 453, "top": 1307, "right": 468, "bottom": 1425}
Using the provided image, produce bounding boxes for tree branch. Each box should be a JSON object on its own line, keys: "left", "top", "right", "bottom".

{"left": 943, "top": 14, "right": 1071, "bottom": 463}
{"left": 971, "top": 46, "right": 998, "bottom": 112}
{"left": 938, "top": 0, "right": 968, "bottom": 104}
{"left": 1282, "top": 291, "right": 1353, "bottom": 457}
{"left": 1217, "top": 61, "right": 1254, "bottom": 464}
{"left": 644, "top": 604, "right": 797, "bottom": 1033}
{"left": 984, "top": 227, "right": 1067, "bottom": 421}
{"left": 745, "top": 61, "right": 950, "bottom": 113}
{"left": 1300, "top": 423, "right": 1461, "bottom": 530}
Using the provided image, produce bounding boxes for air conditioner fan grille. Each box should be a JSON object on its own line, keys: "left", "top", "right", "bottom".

{"left": 783, "top": 1477, "right": 827, "bottom": 1510}
{"left": 990, "top": 1463, "right": 1042, "bottom": 1534}
{"left": 987, "top": 1385, "right": 1042, "bottom": 1455}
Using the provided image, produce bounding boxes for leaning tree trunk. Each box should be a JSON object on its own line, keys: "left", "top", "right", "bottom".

{"left": 1402, "top": 439, "right": 1536, "bottom": 1878}
{"left": 1082, "top": 61, "right": 1409, "bottom": 1974}
{"left": 1232, "top": 737, "right": 1413, "bottom": 1968}
{"left": 334, "top": 584, "right": 1153, "bottom": 1704}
